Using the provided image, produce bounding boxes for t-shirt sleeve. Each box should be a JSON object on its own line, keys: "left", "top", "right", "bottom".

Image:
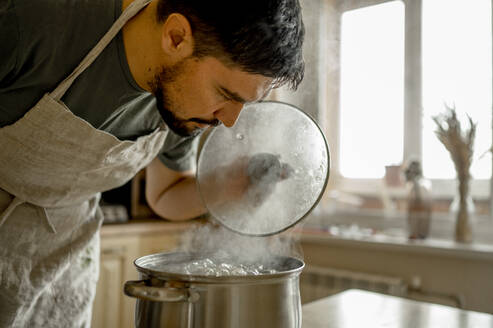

{"left": 157, "top": 133, "right": 200, "bottom": 172}
{"left": 0, "top": 0, "right": 19, "bottom": 86}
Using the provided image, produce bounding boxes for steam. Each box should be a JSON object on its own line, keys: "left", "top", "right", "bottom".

{"left": 174, "top": 221, "right": 304, "bottom": 269}
{"left": 179, "top": 101, "right": 328, "bottom": 271}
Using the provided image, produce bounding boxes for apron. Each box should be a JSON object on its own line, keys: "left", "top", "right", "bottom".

{"left": 0, "top": 0, "right": 168, "bottom": 326}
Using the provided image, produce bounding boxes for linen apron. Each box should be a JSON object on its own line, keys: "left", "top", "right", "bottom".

{"left": 0, "top": 0, "right": 168, "bottom": 326}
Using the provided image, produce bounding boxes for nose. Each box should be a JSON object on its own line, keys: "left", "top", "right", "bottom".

{"left": 214, "top": 102, "right": 244, "bottom": 127}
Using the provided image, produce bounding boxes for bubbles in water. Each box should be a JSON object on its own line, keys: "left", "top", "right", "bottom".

{"left": 166, "top": 258, "right": 277, "bottom": 276}
{"left": 174, "top": 224, "right": 303, "bottom": 277}
{"left": 236, "top": 133, "right": 244, "bottom": 140}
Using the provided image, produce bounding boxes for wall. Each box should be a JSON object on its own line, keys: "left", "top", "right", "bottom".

{"left": 274, "top": 0, "right": 337, "bottom": 125}
{"left": 300, "top": 237, "right": 493, "bottom": 314}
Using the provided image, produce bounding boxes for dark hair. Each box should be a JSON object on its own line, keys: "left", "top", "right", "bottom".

{"left": 156, "top": 0, "right": 305, "bottom": 90}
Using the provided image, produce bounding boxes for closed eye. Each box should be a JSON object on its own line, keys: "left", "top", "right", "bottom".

{"left": 221, "top": 92, "right": 233, "bottom": 102}
{"left": 218, "top": 86, "right": 247, "bottom": 104}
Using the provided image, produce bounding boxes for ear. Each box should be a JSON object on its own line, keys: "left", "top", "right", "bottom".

{"left": 160, "top": 13, "right": 194, "bottom": 61}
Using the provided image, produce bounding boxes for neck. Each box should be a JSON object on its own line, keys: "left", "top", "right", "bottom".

{"left": 122, "top": 0, "right": 162, "bottom": 92}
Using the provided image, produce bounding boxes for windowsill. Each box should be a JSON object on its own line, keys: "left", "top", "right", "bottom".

{"left": 337, "top": 178, "right": 491, "bottom": 200}
{"left": 294, "top": 208, "right": 493, "bottom": 261}
{"left": 297, "top": 228, "right": 493, "bottom": 262}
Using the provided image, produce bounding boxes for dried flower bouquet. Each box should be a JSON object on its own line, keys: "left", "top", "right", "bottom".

{"left": 432, "top": 104, "right": 476, "bottom": 242}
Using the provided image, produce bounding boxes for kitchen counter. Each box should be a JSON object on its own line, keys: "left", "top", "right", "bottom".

{"left": 100, "top": 218, "right": 204, "bottom": 237}
{"left": 299, "top": 210, "right": 493, "bottom": 261}
{"left": 302, "top": 289, "right": 493, "bottom": 328}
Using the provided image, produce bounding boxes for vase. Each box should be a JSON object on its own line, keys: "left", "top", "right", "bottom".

{"left": 449, "top": 184, "right": 474, "bottom": 243}
{"left": 406, "top": 177, "right": 432, "bottom": 239}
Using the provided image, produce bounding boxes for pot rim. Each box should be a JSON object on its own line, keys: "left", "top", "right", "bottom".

{"left": 133, "top": 251, "right": 305, "bottom": 284}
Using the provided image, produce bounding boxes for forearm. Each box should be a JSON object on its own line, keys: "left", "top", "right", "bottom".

{"left": 148, "top": 176, "right": 208, "bottom": 221}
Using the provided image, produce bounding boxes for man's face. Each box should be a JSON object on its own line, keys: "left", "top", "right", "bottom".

{"left": 149, "top": 56, "right": 273, "bottom": 137}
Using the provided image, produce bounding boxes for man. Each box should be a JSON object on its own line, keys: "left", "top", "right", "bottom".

{"left": 0, "top": 0, "right": 304, "bottom": 326}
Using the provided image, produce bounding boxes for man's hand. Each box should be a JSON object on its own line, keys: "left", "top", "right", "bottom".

{"left": 245, "top": 153, "right": 293, "bottom": 206}
{"left": 201, "top": 153, "right": 292, "bottom": 209}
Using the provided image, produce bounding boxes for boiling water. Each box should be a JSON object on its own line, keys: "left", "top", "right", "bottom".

{"left": 160, "top": 258, "right": 278, "bottom": 277}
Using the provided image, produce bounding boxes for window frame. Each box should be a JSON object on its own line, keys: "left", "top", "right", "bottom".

{"left": 326, "top": 0, "right": 492, "bottom": 201}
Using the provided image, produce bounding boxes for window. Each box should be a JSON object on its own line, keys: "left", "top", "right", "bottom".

{"left": 340, "top": 1, "right": 405, "bottom": 178}
{"left": 422, "top": 0, "right": 492, "bottom": 180}
{"left": 334, "top": 0, "right": 492, "bottom": 202}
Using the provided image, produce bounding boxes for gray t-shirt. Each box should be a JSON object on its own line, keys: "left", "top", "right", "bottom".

{"left": 0, "top": 0, "right": 198, "bottom": 172}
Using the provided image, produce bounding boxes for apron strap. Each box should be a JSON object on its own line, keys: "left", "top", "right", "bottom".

{"left": 0, "top": 196, "right": 25, "bottom": 228}
{"left": 0, "top": 196, "right": 57, "bottom": 234}
{"left": 37, "top": 207, "right": 58, "bottom": 234}
{"left": 50, "top": 0, "right": 152, "bottom": 100}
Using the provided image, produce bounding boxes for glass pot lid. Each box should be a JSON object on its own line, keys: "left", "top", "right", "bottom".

{"left": 196, "top": 101, "right": 330, "bottom": 236}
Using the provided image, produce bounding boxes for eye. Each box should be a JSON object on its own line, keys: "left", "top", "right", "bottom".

{"left": 216, "top": 89, "right": 229, "bottom": 101}
{"left": 221, "top": 92, "right": 233, "bottom": 102}
{"left": 216, "top": 86, "right": 243, "bottom": 104}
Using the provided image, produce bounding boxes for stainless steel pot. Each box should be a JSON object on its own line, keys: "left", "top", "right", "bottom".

{"left": 124, "top": 252, "right": 304, "bottom": 328}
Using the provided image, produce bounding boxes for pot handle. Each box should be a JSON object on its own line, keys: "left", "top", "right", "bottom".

{"left": 124, "top": 280, "right": 200, "bottom": 303}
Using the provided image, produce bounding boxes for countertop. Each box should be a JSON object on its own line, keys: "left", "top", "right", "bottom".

{"left": 100, "top": 218, "right": 203, "bottom": 237}
{"left": 302, "top": 289, "right": 493, "bottom": 328}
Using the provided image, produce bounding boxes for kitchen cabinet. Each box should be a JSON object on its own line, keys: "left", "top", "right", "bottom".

{"left": 91, "top": 235, "right": 140, "bottom": 328}
{"left": 91, "top": 219, "right": 198, "bottom": 328}
{"left": 139, "top": 232, "right": 181, "bottom": 255}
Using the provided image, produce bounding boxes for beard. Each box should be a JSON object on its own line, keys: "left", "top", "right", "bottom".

{"left": 148, "top": 59, "right": 220, "bottom": 138}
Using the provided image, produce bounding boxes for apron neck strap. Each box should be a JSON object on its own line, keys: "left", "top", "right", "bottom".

{"left": 50, "top": 0, "right": 152, "bottom": 100}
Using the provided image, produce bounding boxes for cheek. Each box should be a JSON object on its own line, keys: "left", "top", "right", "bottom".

{"left": 175, "top": 81, "right": 227, "bottom": 116}
{"left": 163, "top": 80, "right": 200, "bottom": 117}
